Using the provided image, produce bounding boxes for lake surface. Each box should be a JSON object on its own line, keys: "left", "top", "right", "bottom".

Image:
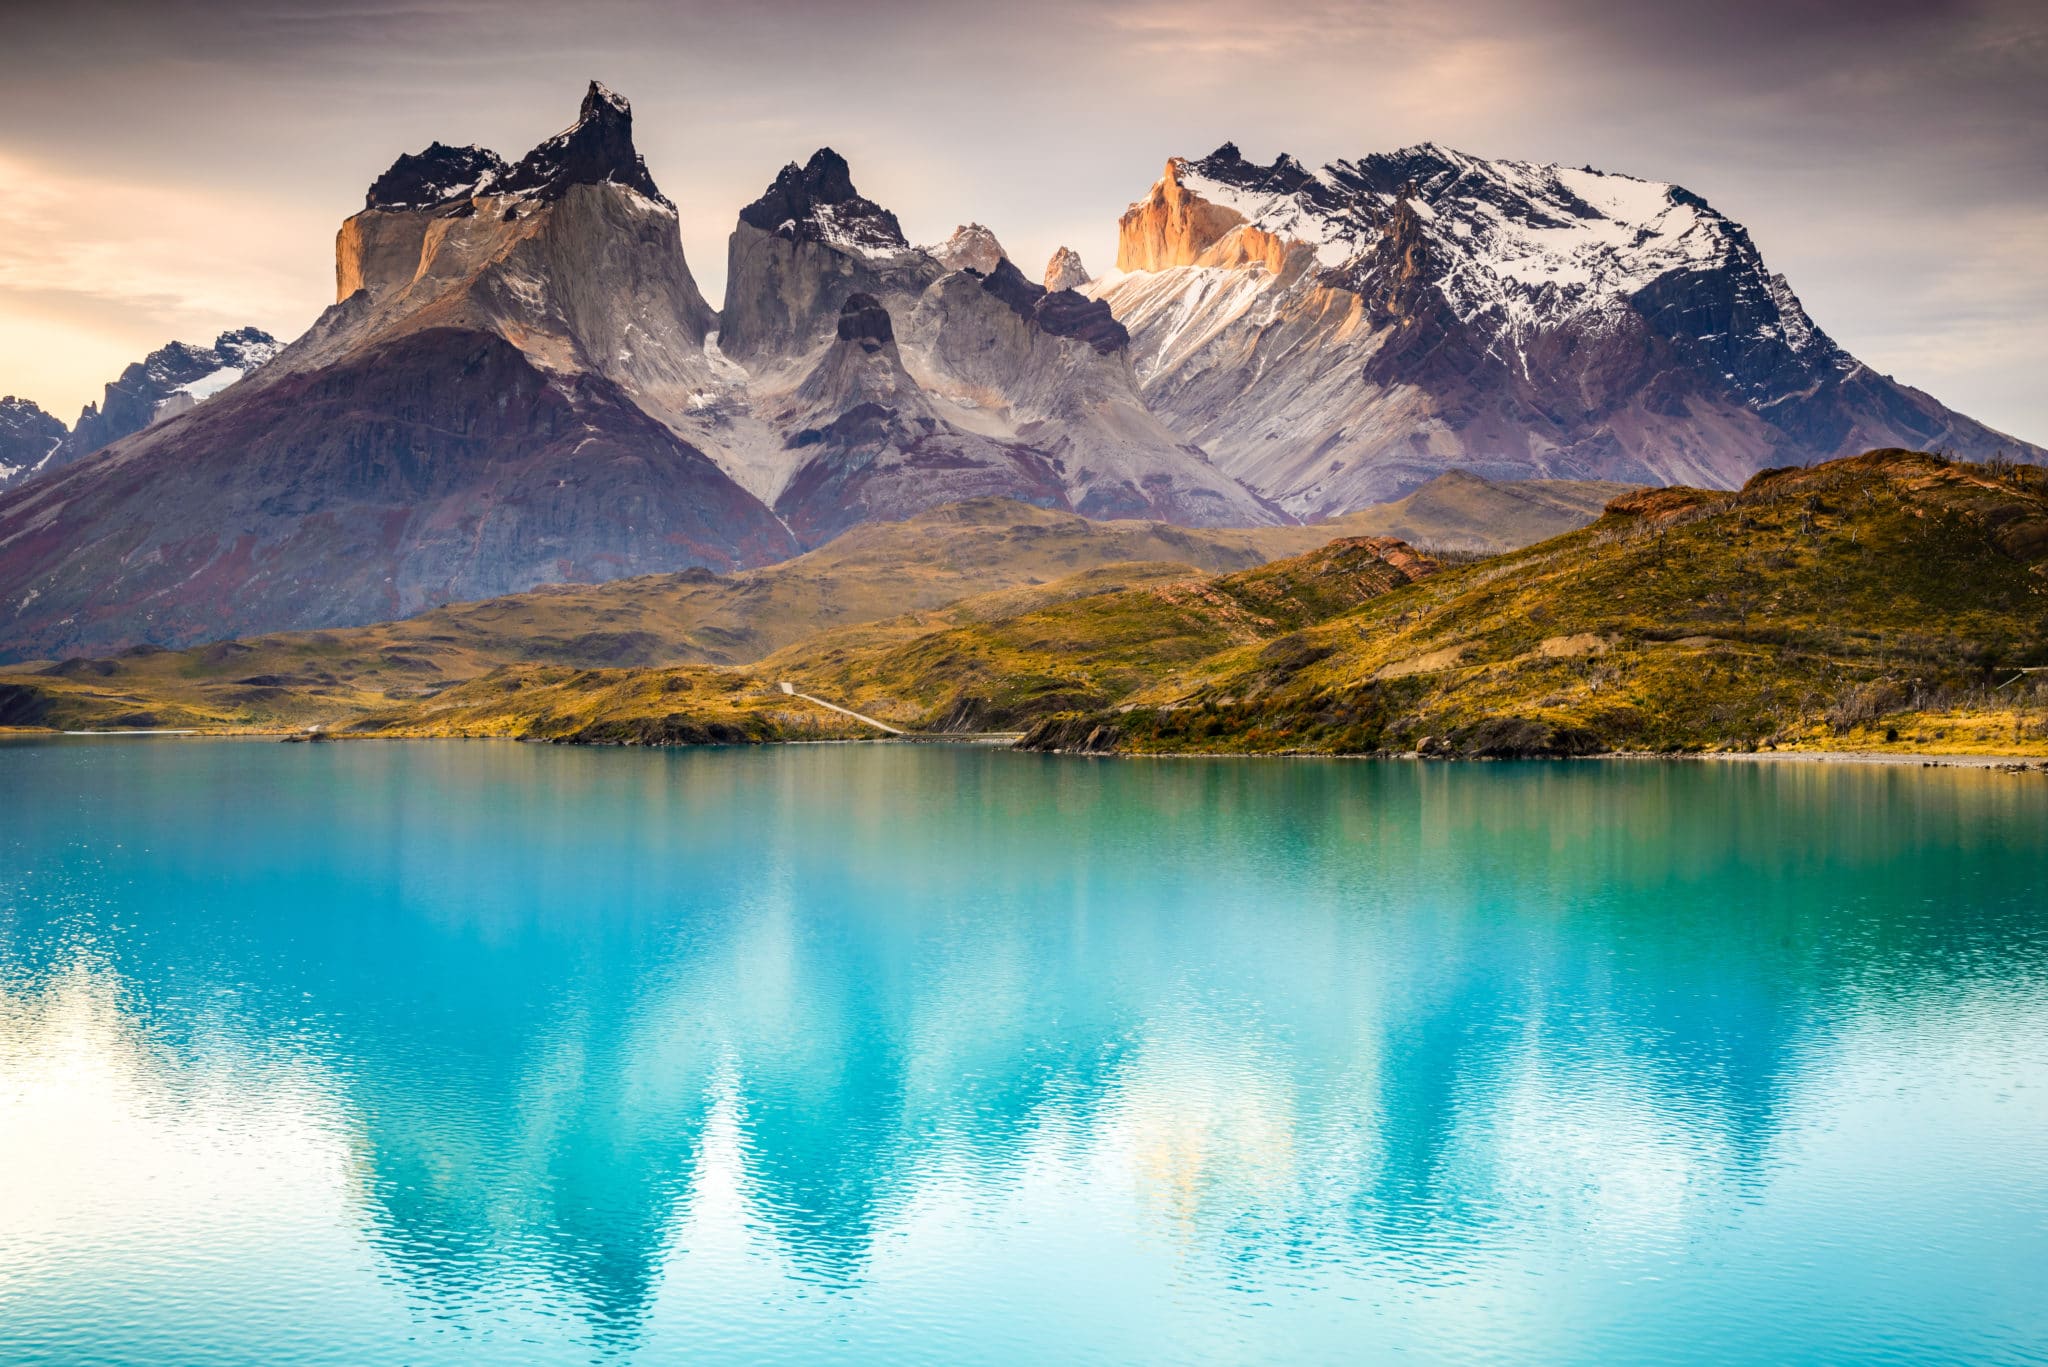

{"left": 1, "top": 740, "right": 2044, "bottom": 1365}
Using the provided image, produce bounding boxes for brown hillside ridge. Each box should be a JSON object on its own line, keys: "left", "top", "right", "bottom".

{"left": 0, "top": 477, "right": 1613, "bottom": 734}
{"left": 1020, "top": 450, "right": 2048, "bottom": 758}
{"left": 9, "top": 451, "right": 2037, "bottom": 760}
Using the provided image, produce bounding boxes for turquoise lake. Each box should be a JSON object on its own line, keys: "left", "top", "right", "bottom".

{"left": 1, "top": 739, "right": 2044, "bottom": 1365}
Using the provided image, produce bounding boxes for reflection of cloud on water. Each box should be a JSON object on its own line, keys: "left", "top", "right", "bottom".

{"left": 0, "top": 965, "right": 414, "bottom": 1356}
{"left": 1101, "top": 1000, "right": 1303, "bottom": 1239}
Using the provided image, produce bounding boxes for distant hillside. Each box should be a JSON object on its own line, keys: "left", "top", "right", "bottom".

{"left": 15, "top": 454, "right": 2031, "bottom": 758}
{"left": 1272, "top": 471, "right": 1638, "bottom": 556}
{"left": 0, "top": 500, "right": 1299, "bottom": 731}
{"left": 0, "top": 477, "right": 1613, "bottom": 731}
{"left": 765, "top": 538, "right": 1436, "bottom": 732}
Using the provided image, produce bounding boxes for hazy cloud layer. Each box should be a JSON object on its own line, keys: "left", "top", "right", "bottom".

{"left": 1, "top": 0, "right": 2040, "bottom": 443}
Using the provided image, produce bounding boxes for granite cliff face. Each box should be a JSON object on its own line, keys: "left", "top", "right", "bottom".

{"left": 1092, "top": 145, "right": 2046, "bottom": 514}
{"left": 770, "top": 294, "right": 1068, "bottom": 546}
{"left": 0, "top": 84, "right": 791, "bottom": 662}
{"left": 318, "top": 82, "right": 721, "bottom": 429}
{"left": 716, "top": 151, "right": 1283, "bottom": 535}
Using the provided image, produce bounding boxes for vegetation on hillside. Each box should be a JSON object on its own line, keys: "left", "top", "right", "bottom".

{"left": 1020, "top": 452, "right": 2048, "bottom": 756}
{"left": 5, "top": 454, "right": 2041, "bottom": 758}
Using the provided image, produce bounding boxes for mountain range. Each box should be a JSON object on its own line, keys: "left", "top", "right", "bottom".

{"left": 0, "top": 329, "right": 281, "bottom": 492}
{"left": 1094, "top": 146, "right": 2037, "bottom": 512}
{"left": 0, "top": 82, "right": 2037, "bottom": 664}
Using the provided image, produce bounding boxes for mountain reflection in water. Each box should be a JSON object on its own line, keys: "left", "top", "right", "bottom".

{"left": 2, "top": 742, "right": 2044, "bottom": 1365}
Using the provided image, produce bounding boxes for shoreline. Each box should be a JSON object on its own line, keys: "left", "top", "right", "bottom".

{"left": 6, "top": 727, "right": 2045, "bottom": 770}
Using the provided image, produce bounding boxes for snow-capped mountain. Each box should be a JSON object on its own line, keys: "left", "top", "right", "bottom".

{"left": 0, "top": 397, "right": 66, "bottom": 490}
{"left": 718, "top": 149, "right": 1283, "bottom": 535}
{"left": 40, "top": 327, "right": 283, "bottom": 479}
{"left": 1093, "top": 144, "right": 2044, "bottom": 514}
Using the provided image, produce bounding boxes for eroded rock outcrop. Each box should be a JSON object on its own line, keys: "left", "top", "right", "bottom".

{"left": 1043, "top": 246, "right": 1089, "bottom": 292}
{"left": 928, "top": 223, "right": 1007, "bottom": 274}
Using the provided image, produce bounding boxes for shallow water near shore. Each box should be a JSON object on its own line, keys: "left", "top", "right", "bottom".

{"left": 2, "top": 739, "right": 2045, "bottom": 1365}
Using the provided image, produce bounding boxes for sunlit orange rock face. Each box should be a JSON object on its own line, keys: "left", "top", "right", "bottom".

{"left": 1115, "top": 159, "right": 1247, "bottom": 271}
{"left": 1114, "top": 159, "right": 1310, "bottom": 276}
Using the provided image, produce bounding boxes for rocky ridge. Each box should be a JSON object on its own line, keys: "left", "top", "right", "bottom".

{"left": 1091, "top": 144, "right": 2045, "bottom": 514}
{"left": 717, "top": 148, "right": 1283, "bottom": 533}
{"left": 0, "top": 397, "right": 67, "bottom": 489}
{"left": 23, "top": 328, "right": 285, "bottom": 485}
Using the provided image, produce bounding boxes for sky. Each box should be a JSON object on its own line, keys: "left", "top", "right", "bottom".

{"left": 0, "top": 0, "right": 2042, "bottom": 444}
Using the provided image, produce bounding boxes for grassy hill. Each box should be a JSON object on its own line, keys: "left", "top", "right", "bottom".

{"left": 1019, "top": 452, "right": 2048, "bottom": 757}
{"left": 1276, "top": 471, "right": 1638, "bottom": 555}
{"left": 767, "top": 539, "right": 1438, "bottom": 730}
{"left": 31, "top": 456, "right": 2040, "bottom": 760}
{"left": 0, "top": 501, "right": 1292, "bottom": 732}
{"left": 0, "top": 478, "right": 1618, "bottom": 735}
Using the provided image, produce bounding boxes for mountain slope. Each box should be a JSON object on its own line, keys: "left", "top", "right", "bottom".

{"left": 715, "top": 150, "right": 1285, "bottom": 531}
{"left": 0, "top": 84, "right": 793, "bottom": 662}
{"left": 1021, "top": 452, "right": 2048, "bottom": 756}
{"left": 1093, "top": 146, "right": 2045, "bottom": 515}
{"left": 0, "top": 499, "right": 1306, "bottom": 730}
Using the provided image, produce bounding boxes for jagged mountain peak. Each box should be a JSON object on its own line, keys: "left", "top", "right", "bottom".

{"left": 493, "top": 79, "right": 667, "bottom": 207}
{"left": 364, "top": 142, "right": 508, "bottom": 211}
{"left": 358, "top": 83, "right": 665, "bottom": 213}
{"left": 738, "top": 148, "right": 908, "bottom": 257}
{"left": 1187, "top": 143, "right": 1318, "bottom": 194}
{"left": 1044, "top": 247, "right": 1089, "bottom": 292}
{"left": 928, "top": 223, "right": 1007, "bottom": 274}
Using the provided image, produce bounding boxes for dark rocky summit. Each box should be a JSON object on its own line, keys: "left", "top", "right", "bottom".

{"left": 834, "top": 293, "right": 896, "bottom": 348}
{"left": 492, "top": 81, "right": 667, "bottom": 206}
{"left": 364, "top": 143, "right": 509, "bottom": 211}
{"left": 737, "top": 147, "right": 906, "bottom": 251}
